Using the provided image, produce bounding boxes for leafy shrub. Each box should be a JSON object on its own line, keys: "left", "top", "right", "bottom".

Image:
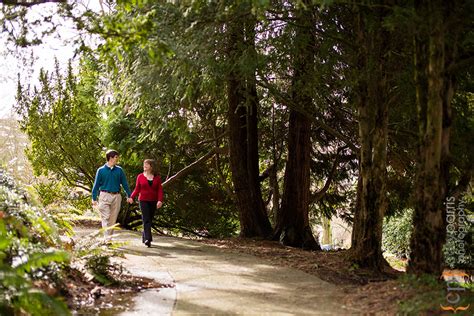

{"left": 72, "top": 227, "right": 125, "bottom": 286}
{"left": 33, "top": 181, "right": 65, "bottom": 207}
{"left": 156, "top": 174, "right": 239, "bottom": 238}
{"left": 33, "top": 180, "right": 90, "bottom": 214}
{"left": 0, "top": 170, "right": 70, "bottom": 315}
{"left": 382, "top": 209, "right": 413, "bottom": 258}
{"left": 84, "top": 253, "right": 124, "bottom": 285}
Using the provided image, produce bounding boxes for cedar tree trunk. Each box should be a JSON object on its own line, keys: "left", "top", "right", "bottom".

{"left": 226, "top": 10, "right": 273, "bottom": 238}
{"left": 274, "top": 0, "right": 320, "bottom": 250}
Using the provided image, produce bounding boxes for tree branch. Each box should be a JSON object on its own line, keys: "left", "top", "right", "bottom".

{"left": 162, "top": 147, "right": 228, "bottom": 188}
{"left": 0, "top": 0, "right": 66, "bottom": 7}
{"left": 312, "top": 117, "right": 359, "bottom": 154}
{"left": 311, "top": 147, "right": 344, "bottom": 203}
{"left": 257, "top": 77, "right": 359, "bottom": 154}
{"left": 196, "top": 131, "right": 229, "bottom": 146}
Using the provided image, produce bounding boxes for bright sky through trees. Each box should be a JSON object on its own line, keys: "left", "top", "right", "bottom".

{"left": 0, "top": 36, "right": 76, "bottom": 118}
{"left": 0, "top": 0, "right": 102, "bottom": 118}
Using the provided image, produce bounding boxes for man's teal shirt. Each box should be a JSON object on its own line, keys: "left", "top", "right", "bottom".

{"left": 92, "top": 164, "right": 131, "bottom": 201}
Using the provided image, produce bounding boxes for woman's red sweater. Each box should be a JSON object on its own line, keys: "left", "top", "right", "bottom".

{"left": 130, "top": 173, "right": 164, "bottom": 202}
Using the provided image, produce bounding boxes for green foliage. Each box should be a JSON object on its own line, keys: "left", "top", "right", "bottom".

{"left": 398, "top": 274, "right": 473, "bottom": 315}
{"left": 84, "top": 253, "right": 124, "bottom": 286}
{"left": 443, "top": 76, "right": 473, "bottom": 269}
{"left": 382, "top": 209, "right": 413, "bottom": 258}
{"left": 33, "top": 181, "right": 66, "bottom": 207}
{"left": 91, "top": 0, "right": 240, "bottom": 237}
{"left": 384, "top": 255, "right": 407, "bottom": 271}
{"left": 31, "top": 179, "right": 90, "bottom": 214}
{"left": 0, "top": 169, "right": 129, "bottom": 313}
{"left": 72, "top": 227, "right": 125, "bottom": 286}
{"left": 398, "top": 274, "right": 445, "bottom": 315}
{"left": 15, "top": 55, "right": 104, "bottom": 193}
{"left": 0, "top": 170, "right": 71, "bottom": 315}
{"left": 159, "top": 174, "right": 239, "bottom": 238}
{"left": 451, "top": 82, "right": 474, "bottom": 194}
{"left": 3, "top": 0, "right": 473, "bottom": 272}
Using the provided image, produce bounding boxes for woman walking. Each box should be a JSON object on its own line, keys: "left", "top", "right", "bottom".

{"left": 128, "top": 159, "right": 163, "bottom": 247}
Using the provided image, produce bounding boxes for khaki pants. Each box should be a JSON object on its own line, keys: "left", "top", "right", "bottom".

{"left": 98, "top": 192, "right": 122, "bottom": 237}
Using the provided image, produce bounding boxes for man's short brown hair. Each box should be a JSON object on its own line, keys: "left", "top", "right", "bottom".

{"left": 106, "top": 149, "right": 119, "bottom": 161}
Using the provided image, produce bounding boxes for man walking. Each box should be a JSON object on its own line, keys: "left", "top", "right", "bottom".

{"left": 92, "top": 149, "right": 132, "bottom": 237}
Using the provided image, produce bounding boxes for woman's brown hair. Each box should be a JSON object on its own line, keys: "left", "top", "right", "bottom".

{"left": 144, "top": 159, "right": 159, "bottom": 176}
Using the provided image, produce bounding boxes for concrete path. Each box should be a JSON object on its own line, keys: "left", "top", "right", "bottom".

{"left": 106, "top": 229, "right": 359, "bottom": 315}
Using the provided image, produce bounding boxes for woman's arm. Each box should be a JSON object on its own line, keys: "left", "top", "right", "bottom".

{"left": 157, "top": 176, "right": 164, "bottom": 204}
{"left": 130, "top": 174, "right": 142, "bottom": 200}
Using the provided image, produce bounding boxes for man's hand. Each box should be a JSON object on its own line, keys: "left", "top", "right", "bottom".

{"left": 92, "top": 200, "right": 98, "bottom": 207}
{"left": 157, "top": 201, "right": 163, "bottom": 209}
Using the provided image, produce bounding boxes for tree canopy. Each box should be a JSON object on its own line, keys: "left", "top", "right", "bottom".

{"left": 2, "top": 0, "right": 473, "bottom": 275}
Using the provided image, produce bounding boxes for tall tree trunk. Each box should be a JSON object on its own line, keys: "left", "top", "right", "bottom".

{"left": 274, "top": 1, "right": 320, "bottom": 250}
{"left": 408, "top": 0, "right": 455, "bottom": 275}
{"left": 322, "top": 216, "right": 332, "bottom": 245}
{"left": 269, "top": 165, "right": 280, "bottom": 224}
{"left": 226, "top": 10, "right": 273, "bottom": 238}
{"left": 350, "top": 4, "right": 391, "bottom": 270}
{"left": 350, "top": 174, "right": 362, "bottom": 250}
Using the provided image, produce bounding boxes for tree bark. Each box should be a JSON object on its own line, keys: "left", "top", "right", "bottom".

{"left": 408, "top": 0, "right": 455, "bottom": 275}
{"left": 269, "top": 164, "right": 280, "bottom": 225}
{"left": 350, "top": 4, "right": 391, "bottom": 270}
{"left": 226, "top": 10, "right": 273, "bottom": 238}
{"left": 274, "top": 1, "right": 320, "bottom": 250}
{"left": 322, "top": 216, "right": 331, "bottom": 245}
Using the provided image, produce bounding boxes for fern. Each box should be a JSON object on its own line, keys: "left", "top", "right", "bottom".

{"left": 1, "top": 169, "right": 72, "bottom": 314}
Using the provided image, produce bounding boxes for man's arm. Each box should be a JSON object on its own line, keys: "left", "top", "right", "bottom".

{"left": 120, "top": 169, "right": 132, "bottom": 197}
{"left": 91, "top": 168, "right": 102, "bottom": 202}
{"left": 127, "top": 174, "right": 140, "bottom": 204}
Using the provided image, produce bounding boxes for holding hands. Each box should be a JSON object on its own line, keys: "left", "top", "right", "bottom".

{"left": 127, "top": 198, "right": 161, "bottom": 208}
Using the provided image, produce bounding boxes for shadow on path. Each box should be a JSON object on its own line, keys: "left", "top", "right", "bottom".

{"left": 76, "top": 228, "right": 361, "bottom": 315}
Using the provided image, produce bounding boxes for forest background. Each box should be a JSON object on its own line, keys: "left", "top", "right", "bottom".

{"left": 0, "top": 0, "right": 473, "bottom": 314}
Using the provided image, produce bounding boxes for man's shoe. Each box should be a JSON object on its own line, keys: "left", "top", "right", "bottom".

{"left": 144, "top": 240, "right": 151, "bottom": 247}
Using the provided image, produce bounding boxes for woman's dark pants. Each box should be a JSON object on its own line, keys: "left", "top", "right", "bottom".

{"left": 139, "top": 200, "right": 157, "bottom": 243}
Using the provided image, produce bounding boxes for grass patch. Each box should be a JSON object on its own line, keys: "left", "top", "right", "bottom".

{"left": 398, "top": 273, "right": 473, "bottom": 315}
{"left": 384, "top": 254, "right": 407, "bottom": 271}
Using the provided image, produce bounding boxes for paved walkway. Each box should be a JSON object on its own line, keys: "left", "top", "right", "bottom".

{"left": 78, "top": 229, "right": 360, "bottom": 315}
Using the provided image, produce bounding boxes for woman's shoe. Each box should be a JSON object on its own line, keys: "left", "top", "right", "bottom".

{"left": 144, "top": 240, "right": 151, "bottom": 247}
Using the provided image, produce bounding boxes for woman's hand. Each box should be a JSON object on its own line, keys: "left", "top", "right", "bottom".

{"left": 157, "top": 201, "right": 163, "bottom": 209}
{"left": 127, "top": 197, "right": 134, "bottom": 204}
